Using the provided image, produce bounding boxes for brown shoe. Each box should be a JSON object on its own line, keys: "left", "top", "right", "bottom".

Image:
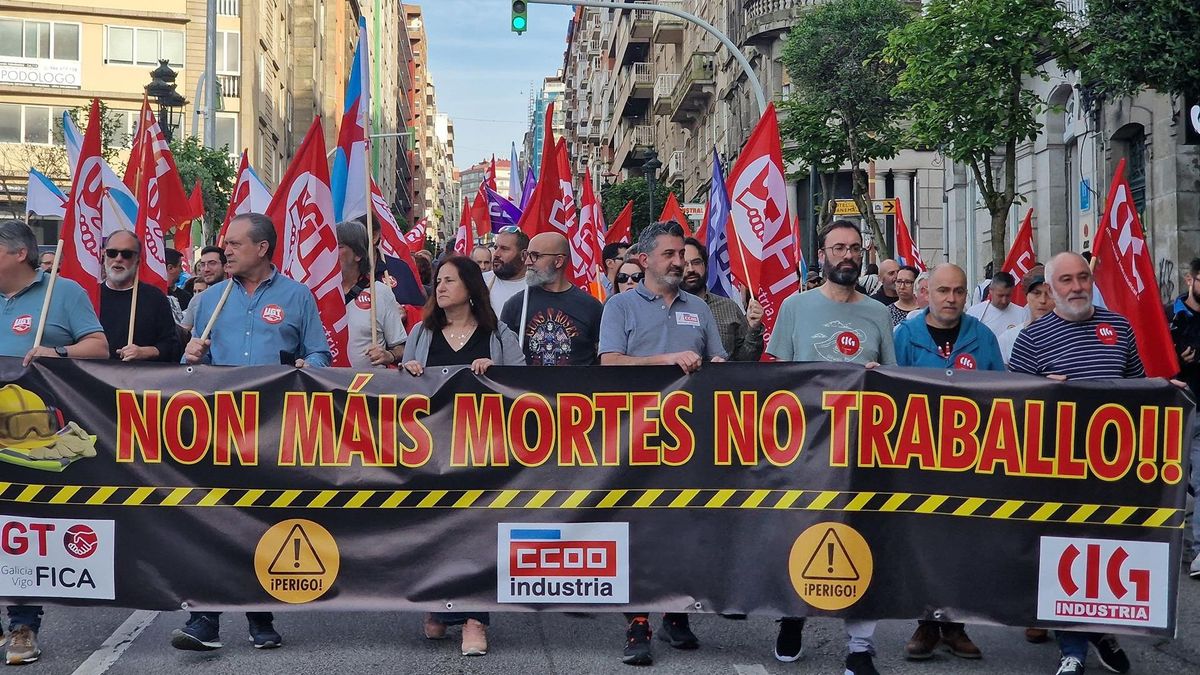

{"left": 905, "top": 622, "right": 940, "bottom": 660}
{"left": 5, "top": 627, "right": 41, "bottom": 665}
{"left": 422, "top": 614, "right": 447, "bottom": 640}
{"left": 461, "top": 619, "right": 488, "bottom": 656}
{"left": 1025, "top": 627, "right": 1050, "bottom": 644}
{"left": 941, "top": 625, "right": 982, "bottom": 659}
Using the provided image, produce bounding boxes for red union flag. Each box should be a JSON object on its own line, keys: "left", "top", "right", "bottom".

{"left": 1092, "top": 159, "right": 1179, "bottom": 378}
{"left": 574, "top": 169, "right": 605, "bottom": 298}
{"left": 894, "top": 205, "right": 926, "bottom": 273}
{"left": 1002, "top": 209, "right": 1037, "bottom": 306}
{"left": 658, "top": 191, "right": 693, "bottom": 237}
{"left": 455, "top": 196, "right": 473, "bottom": 256}
{"left": 220, "top": 151, "right": 272, "bottom": 245}
{"left": 724, "top": 103, "right": 799, "bottom": 345}
{"left": 265, "top": 118, "right": 348, "bottom": 367}
{"left": 59, "top": 98, "right": 106, "bottom": 311}
{"left": 605, "top": 200, "right": 633, "bottom": 246}
{"left": 517, "top": 102, "right": 562, "bottom": 238}
{"left": 403, "top": 218, "right": 427, "bottom": 254}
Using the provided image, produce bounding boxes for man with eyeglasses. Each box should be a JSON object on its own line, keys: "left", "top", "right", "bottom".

{"left": 601, "top": 240, "right": 630, "bottom": 297}
{"left": 765, "top": 219, "right": 893, "bottom": 675}
{"left": 181, "top": 246, "right": 229, "bottom": 332}
{"left": 482, "top": 227, "right": 529, "bottom": 316}
{"left": 500, "top": 232, "right": 602, "bottom": 365}
{"left": 0, "top": 219, "right": 108, "bottom": 666}
{"left": 97, "top": 230, "right": 181, "bottom": 362}
{"left": 679, "top": 237, "right": 764, "bottom": 361}
{"left": 599, "top": 221, "right": 726, "bottom": 666}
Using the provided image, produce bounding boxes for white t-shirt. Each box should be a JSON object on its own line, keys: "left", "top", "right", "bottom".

{"left": 483, "top": 270, "right": 527, "bottom": 317}
{"left": 996, "top": 322, "right": 1027, "bottom": 365}
{"left": 345, "top": 280, "right": 408, "bottom": 369}
{"left": 966, "top": 300, "right": 1030, "bottom": 337}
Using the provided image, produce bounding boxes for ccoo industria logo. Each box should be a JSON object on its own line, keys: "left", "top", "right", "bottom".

{"left": 497, "top": 522, "right": 629, "bottom": 604}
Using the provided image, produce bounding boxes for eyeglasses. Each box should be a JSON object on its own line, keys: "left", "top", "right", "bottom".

{"left": 522, "top": 250, "right": 565, "bottom": 263}
{"left": 824, "top": 244, "right": 864, "bottom": 257}
{"left": 895, "top": 279, "right": 915, "bottom": 286}
{"left": 616, "top": 272, "right": 644, "bottom": 284}
{"left": 105, "top": 249, "right": 137, "bottom": 260}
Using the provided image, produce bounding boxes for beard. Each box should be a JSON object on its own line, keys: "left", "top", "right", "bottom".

{"left": 653, "top": 265, "right": 683, "bottom": 290}
{"left": 680, "top": 272, "right": 705, "bottom": 294}
{"left": 106, "top": 266, "right": 136, "bottom": 286}
{"left": 525, "top": 267, "right": 554, "bottom": 287}
{"left": 494, "top": 257, "right": 522, "bottom": 280}
{"left": 1055, "top": 294, "right": 1094, "bottom": 321}
{"left": 823, "top": 259, "right": 859, "bottom": 287}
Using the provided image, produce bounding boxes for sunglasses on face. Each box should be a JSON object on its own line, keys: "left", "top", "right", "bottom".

{"left": 616, "top": 272, "right": 644, "bottom": 284}
{"left": 105, "top": 249, "right": 137, "bottom": 260}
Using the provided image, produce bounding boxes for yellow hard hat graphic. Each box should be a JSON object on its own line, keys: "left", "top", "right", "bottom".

{"left": 0, "top": 384, "right": 59, "bottom": 450}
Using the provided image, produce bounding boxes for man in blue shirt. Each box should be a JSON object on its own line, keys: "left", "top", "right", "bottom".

{"left": 173, "top": 213, "right": 330, "bottom": 653}
{"left": 0, "top": 219, "right": 108, "bottom": 665}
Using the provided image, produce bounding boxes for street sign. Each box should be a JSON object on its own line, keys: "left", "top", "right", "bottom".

{"left": 682, "top": 203, "right": 705, "bottom": 222}
{"left": 832, "top": 198, "right": 897, "bottom": 217}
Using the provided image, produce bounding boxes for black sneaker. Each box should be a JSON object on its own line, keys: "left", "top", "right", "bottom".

{"left": 1056, "top": 655, "right": 1085, "bottom": 675}
{"left": 774, "top": 617, "right": 805, "bottom": 662}
{"left": 845, "top": 651, "right": 879, "bottom": 675}
{"left": 1089, "top": 634, "right": 1130, "bottom": 673}
{"left": 622, "top": 618, "right": 653, "bottom": 666}
{"left": 170, "top": 615, "right": 222, "bottom": 651}
{"left": 249, "top": 619, "right": 282, "bottom": 649}
{"left": 658, "top": 613, "right": 699, "bottom": 650}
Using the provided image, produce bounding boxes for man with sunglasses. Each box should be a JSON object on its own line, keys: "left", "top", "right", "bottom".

{"left": 500, "top": 232, "right": 602, "bottom": 365}
{"left": 97, "top": 230, "right": 181, "bottom": 362}
{"left": 765, "top": 219, "right": 893, "bottom": 675}
{"left": 482, "top": 227, "right": 529, "bottom": 316}
{"left": 0, "top": 219, "right": 108, "bottom": 665}
{"left": 680, "top": 237, "right": 764, "bottom": 361}
{"left": 599, "top": 221, "right": 726, "bottom": 666}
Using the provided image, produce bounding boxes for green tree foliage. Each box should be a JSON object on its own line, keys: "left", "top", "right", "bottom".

{"left": 887, "top": 0, "right": 1073, "bottom": 269}
{"left": 600, "top": 176, "right": 682, "bottom": 243}
{"left": 168, "top": 136, "right": 236, "bottom": 245}
{"left": 1080, "top": 0, "right": 1200, "bottom": 99}
{"left": 781, "top": 0, "right": 913, "bottom": 258}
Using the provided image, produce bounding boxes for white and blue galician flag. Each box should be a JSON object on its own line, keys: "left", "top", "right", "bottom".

{"left": 704, "top": 148, "right": 737, "bottom": 298}
{"left": 331, "top": 16, "right": 371, "bottom": 222}
{"left": 63, "top": 111, "right": 136, "bottom": 234}
{"left": 509, "top": 142, "right": 521, "bottom": 203}
{"left": 26, "top": 168, "right": 66, "bottom": 219}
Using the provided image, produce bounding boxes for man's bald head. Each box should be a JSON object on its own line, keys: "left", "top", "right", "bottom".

{"left": 927, "top": 263, "right": 968, "bottom": 328}
{"left": 878, "top": 259, "right": 900, "bottom": 293}
{"left": 529, "top": 232, "right": 569, "bottom": 255}
{"left": 525, "top": 232, "right": 571, "bottom": 288}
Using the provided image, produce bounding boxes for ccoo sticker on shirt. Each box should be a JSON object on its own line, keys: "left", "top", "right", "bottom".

{"left": 261, "top": 304, "right": 285, "bottom": 325}
{"left": 675, "top": 312, "right": 700, "bottom": 327}
{"left": 11, "top": 315, "right": 32, "bottom": 335}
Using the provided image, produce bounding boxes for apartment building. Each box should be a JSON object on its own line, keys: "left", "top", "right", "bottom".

{"left": 521, "top": 72, "right": 565, "bottom": 178}
{"left": 0, "top": 0, "right": 433, "bottom": 242}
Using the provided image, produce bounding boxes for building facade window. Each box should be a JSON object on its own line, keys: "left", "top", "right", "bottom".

{"left": 216, "top": 31, "right": 240, "bottom": 73}
{"left": 216, "top": 113, "right": 238, "bottom": 158}
{"left": 216, "top": 0, "right": 240, "bottom": 16}
{"left": 104, "top": 26, "right": 184, "bottom": 67}
{"left": 0, "top": 103, "right": 73, "bottom": 145}
{"left": 0, "top": 18, "right": 80, "bottom": 61}
{"left": 1126, "top": 130, "right": 1147, "bottom": 215}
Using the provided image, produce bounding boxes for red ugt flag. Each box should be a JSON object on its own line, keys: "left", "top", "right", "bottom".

{"left": 1092, "top": 159, "right": 1179, "bottom": 378}
{"left": 59, "top": 99, "right": 106, "bottom": 311}
{"left": 129, "top": 99, "right": 190, "bottom": 292}
{"left": 264, "top": 117, "right": 349, "bottom": 367}
{"left": 725, "top": 103, "right": 800, "bottom": 345}
{"left": 455, "top": 196, "right": 473, "bottom": 256}
{"left": 1001, "top": 209, "right": 1036, "bottom": 306}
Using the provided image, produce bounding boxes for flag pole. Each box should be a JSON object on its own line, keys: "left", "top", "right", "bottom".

{"left": 31, "top": 240, "right": 65, "bottom": 351}
{"left": 364, "top": 141, "right": 378, "bottom": 349}
{"left": 198, "top": 278, "right": 235, "bottom": 342}
{"left": 126, "top": 151, "right": 148, "bottom": 347}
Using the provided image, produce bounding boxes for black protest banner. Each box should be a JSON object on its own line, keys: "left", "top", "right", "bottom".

{"left": 0, "top": 358, "right": 1190, "bottom": 637}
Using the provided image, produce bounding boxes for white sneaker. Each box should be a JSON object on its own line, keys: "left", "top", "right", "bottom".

{"left": 1190, "top": 553, "right": 1200, "bottom": 579}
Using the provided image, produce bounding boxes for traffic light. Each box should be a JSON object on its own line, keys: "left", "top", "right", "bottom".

{"left": 511, "top": 1, "right": 528, "bottom": 34}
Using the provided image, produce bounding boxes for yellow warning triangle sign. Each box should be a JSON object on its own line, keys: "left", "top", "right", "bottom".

{"left": 267, "top": 523, "right": 326, "bottom": 575}
{"left": 799, "top": 527, "right": 861, "bottom": 581}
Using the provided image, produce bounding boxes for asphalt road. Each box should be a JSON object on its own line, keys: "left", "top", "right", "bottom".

{"left": 9, "top": 571, "right": 1200, "bottom": 675}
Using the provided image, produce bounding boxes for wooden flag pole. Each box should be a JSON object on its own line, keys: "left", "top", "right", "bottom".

{"left": 364, "top": 135, "right": 379, "bottom": 348}
{"left": 126, "top": 126, "right": 149, "bottom": 347}
{"left": 31, "top": 240, "right": 64, "bottom": 351}
{"left": 198, "top": 278, "right": 235, "bottom": 342}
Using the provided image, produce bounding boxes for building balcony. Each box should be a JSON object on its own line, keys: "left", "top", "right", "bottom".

{"left": 630, "top": 3, "right": 654, "bottom": 39}
{"left": 654, "top": 73, "right": 679, "bottom": 114}
{"left": 216, "top": 73, "right": 240, "bottom": 99}
{"left": 652, "top": 1, "right": 685, "bottom": 44}
{"left": 669, "top": 53, "right": 716, "bottom": 124}
{"left": 613, "top": 123, "right": 654, "bottom": 171}
{"left": 631, "top": 62, "right": 654, "bottom": 98}
{"left": 743, "top": 0, "right": 817, "bottom": 44}
{"left": 666, "top": 150, "right": 685, "bottom": 184}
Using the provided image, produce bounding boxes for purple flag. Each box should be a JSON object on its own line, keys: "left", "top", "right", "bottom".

{"left": 485, "top": 186, "right": 523, "bottom": 231}
{"left": 705, "top": 148, "right": 737, "bottom": 298}
{"left": 519, "top": 167, "right": 537, "bottom": 212}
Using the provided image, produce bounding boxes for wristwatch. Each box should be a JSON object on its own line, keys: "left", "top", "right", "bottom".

{"left": 54, "top": 346, "right": 68, "bottom": 357}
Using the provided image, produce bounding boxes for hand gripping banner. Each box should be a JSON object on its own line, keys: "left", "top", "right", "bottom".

{"left": 0, "top": 358, "right": 1189, "bottom": 637}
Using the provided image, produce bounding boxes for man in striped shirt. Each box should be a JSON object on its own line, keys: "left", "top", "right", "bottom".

{"left": 1008, "top": 251, "right": 1136, "bottom": 675}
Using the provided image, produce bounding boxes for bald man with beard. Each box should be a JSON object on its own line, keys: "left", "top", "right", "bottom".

{"left": 499, "top": 232, "right": 603, "bottom": 365}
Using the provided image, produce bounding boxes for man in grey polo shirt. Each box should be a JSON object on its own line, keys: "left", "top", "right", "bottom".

{"left": 0, "top": 219, "right": 108, "bottom": 665}
{"left": 599, "top": 220, "right": 726, "bottom": 666}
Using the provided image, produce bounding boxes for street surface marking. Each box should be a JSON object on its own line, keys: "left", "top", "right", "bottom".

{"left": 70, "top": 610, "right": 158, "bottom": 675}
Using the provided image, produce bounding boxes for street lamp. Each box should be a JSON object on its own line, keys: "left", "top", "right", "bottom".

{"left": 643, "top": 151, "right": 662, "bottom": 224}
{"left": 145, "top": 60, "right": 187, "bottom": 142}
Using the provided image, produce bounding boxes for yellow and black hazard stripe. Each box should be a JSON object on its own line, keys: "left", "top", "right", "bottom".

{"left": 0, "top": 482, "right": 1182, "bottom": 529}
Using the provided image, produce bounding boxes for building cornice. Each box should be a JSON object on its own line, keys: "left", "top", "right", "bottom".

{"left": 0, "top": 2, "right": 188, "bottom": 24}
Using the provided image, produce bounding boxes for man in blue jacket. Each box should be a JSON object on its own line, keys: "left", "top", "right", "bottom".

{"left": 894, "top": 263, "right": 1002, "bottom": 661}
{"left": 894, "top": 263, "right": 1004, "bottom": 373}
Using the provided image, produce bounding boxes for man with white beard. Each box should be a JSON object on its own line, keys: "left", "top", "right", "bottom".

{"left": 97, "top": 229, "right": 181, "bottom": 362}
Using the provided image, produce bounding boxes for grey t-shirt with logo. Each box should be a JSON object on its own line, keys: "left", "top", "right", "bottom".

{"left": 766, "top": 289, "right": 896, "bottom": 365}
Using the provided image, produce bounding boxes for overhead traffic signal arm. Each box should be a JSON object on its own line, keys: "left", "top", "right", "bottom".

{"left": 512, "top": 1, "right": 528, "bottom": 34}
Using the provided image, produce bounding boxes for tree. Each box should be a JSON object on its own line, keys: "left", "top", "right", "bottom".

{"left": 1079, "top": 0, "right": 1200, "bottom": 100}
{"left": 887, "top": 0, "right": 1074, "bottom": 269}
{"left": 780, "top": 0, "right": 913, "bottom": 259}
{"left": 168, "top": 136, "right": 236, "bottom": 246}
{"left": 600, "top": 176, "right": 682, "bottom": 242}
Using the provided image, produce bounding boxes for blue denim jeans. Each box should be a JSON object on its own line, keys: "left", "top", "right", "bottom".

{"left": 6, "top": 605, "right": 42, "bottom": 633}
{"left": 433, "top": 612, "right": 489, "bottom": 626}
{"left": 189, "top": 611, "right": 274, "bottom": 628}
{"left": 1057, "top": 630, "right": 1092, "bottom": 661}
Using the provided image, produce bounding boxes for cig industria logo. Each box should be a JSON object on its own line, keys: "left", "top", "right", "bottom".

{"left": 497, "top": 522, "right": 628, "bottom": 604}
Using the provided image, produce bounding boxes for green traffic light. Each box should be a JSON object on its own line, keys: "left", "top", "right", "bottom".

{"left": 512, "top": 16, "right": 527, "bottom": 31}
